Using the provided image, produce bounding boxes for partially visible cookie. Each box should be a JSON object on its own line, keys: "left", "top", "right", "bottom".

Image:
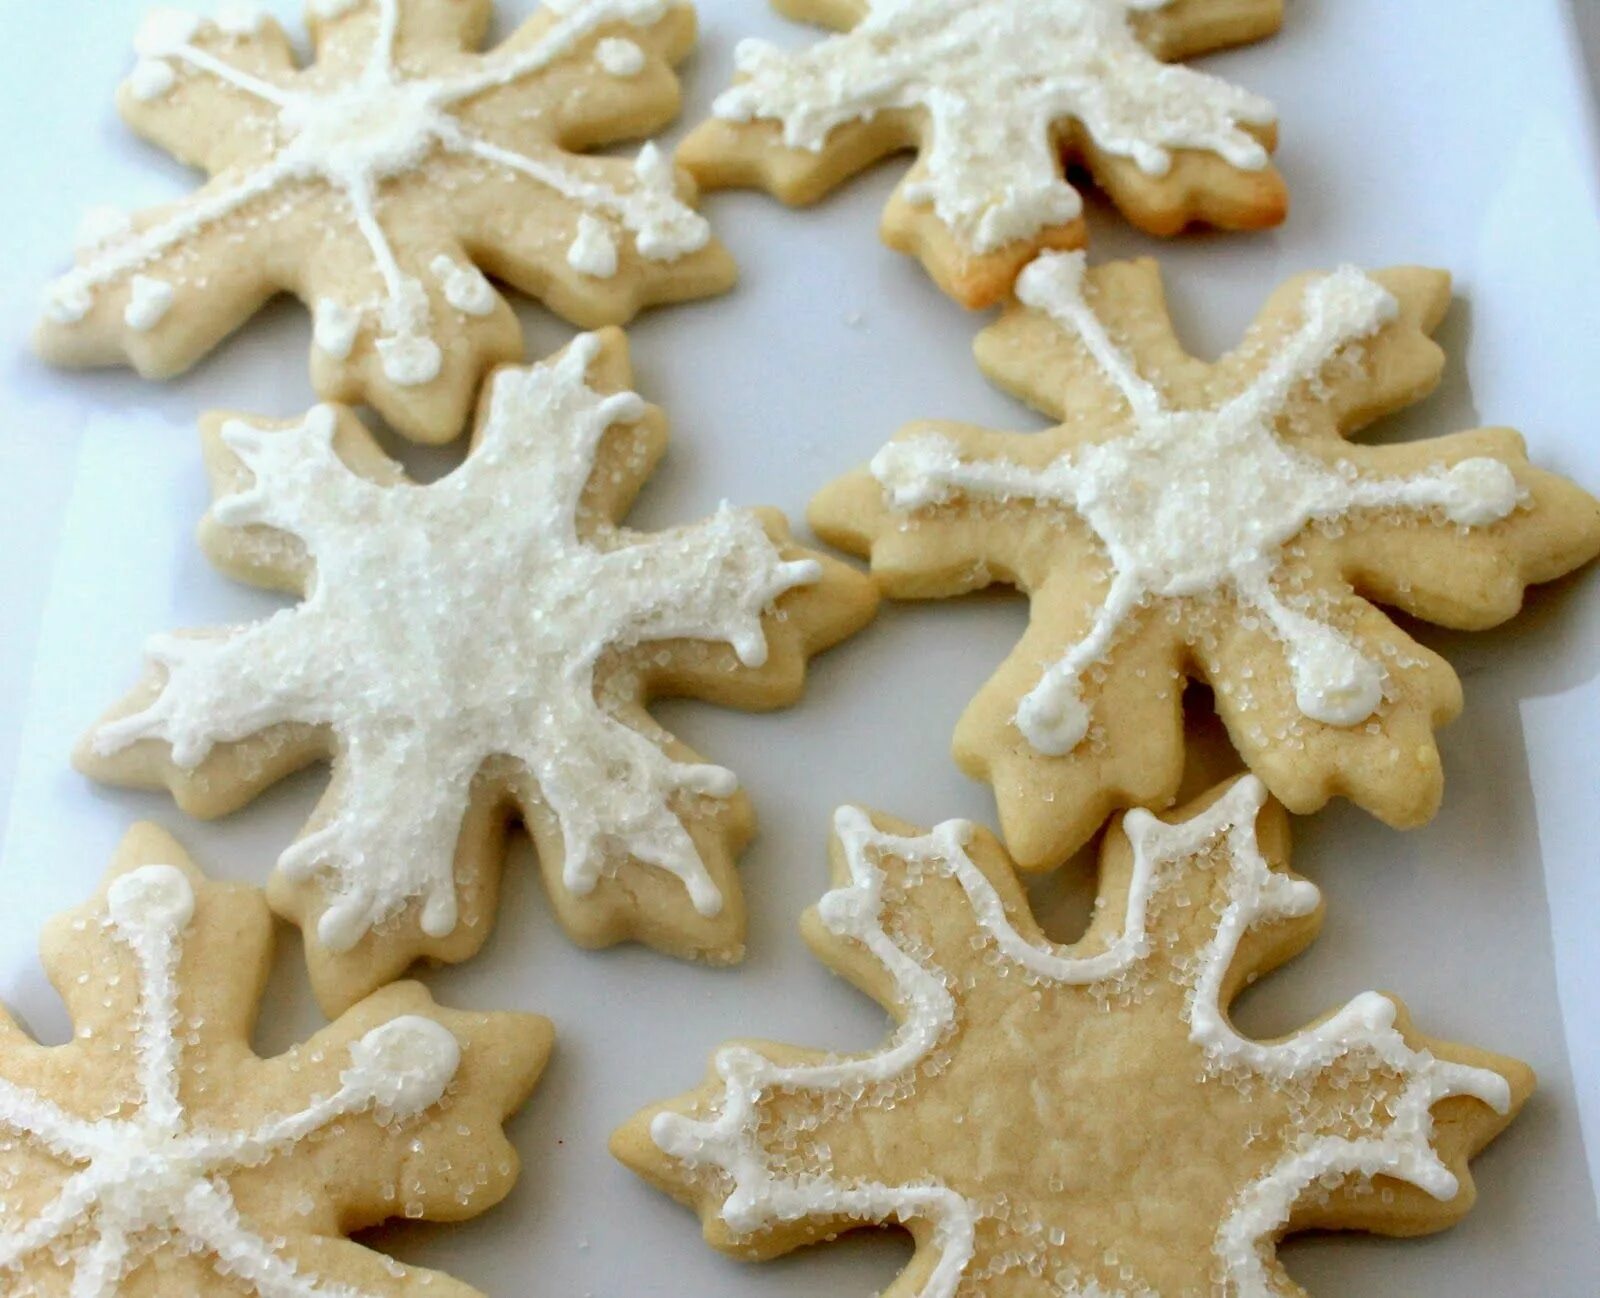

{"left": 811, "top": 252, "right": 1600, "bottom": 869}
{"left": 680, "top": 0, "right": 1286, "bottom": 307}
{"left": 0, "top": 822, "right": 548, "bottom": 1297}
{"left": 615, "top": 776, "right": 1532, "bottom": 1296}
{"left": 77, "top": 328, "right": 879, "bottom": 1013}
{"left": 34, "top": 0, "right": 735, "bottom": 443}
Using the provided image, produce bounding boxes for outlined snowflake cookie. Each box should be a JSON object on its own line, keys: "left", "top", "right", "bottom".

{"left": 679, "top": 0, "right": 1287, "bottom": 308}
{"left": 0, "top": 822, "right": 549, "bottom": 1298}
{"left": 77, "top": 329, "right": 879, "bottom": 1012}
{"left": 811, "top": 252, "right": 1600, "bottom": 868}
{"left": 615, "top": 776, "right": 1532, "bottom": 1297}
{"left": 34, "top": 0, "right": 736, "bottom": 443}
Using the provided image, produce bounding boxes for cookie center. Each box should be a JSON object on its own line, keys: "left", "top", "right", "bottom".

{"left": 280, "top": 79, "right": 446, "bottom": 183}
{"left": 92, "top": 1130, "right": 207, "bottom": 1230}
{"left": 1073, "top": 407, "right": 1335, "bottom": 598}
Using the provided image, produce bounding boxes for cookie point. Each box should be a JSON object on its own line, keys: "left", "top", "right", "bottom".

{"left": 107, "top": 863, "right": 196, "bottom": 933}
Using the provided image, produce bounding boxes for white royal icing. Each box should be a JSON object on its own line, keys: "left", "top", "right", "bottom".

{"left": 127, "top": 55, "right": 178, "bottom": 100}
{"left": 124, "top": 274, "right": 175, "bottom": 330}
{"left": 871, "top": 252, "right": 1521, "bottom": 754}
{"left": 91, "top": 335, "right": 821, "bottom": 951}
{"left": 567, "top": 213, "right": 620, "bottom": 278}
{"left": 714, "top": 0, "right": 1276, "bottom": 252}
{"left": 651, "top": 778, "right": 1513, "bottom": 1296}
{"left": 0, "top": 865, "right": 463, "bottom": 1296}
{"left": 596, "top": 35, "right": 646, "bottom": 76}
{"left": 47, "top": 0, "right": 712, "bottom": 384}
{"left": 313, "top": 296, "right": 361, "bottom": 358}
{"left": 429, "top": 253, "right": 497, "bottom": 315}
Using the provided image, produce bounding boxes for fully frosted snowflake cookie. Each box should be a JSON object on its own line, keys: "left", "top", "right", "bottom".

{"left": 614, "top": 776, "right": 1532, "bottom": 1296}
{"left": 0, "top": 823, "right": 549, "bottom": 1297}
{"left": 34, "top": 0, "right": 736, "bottom": 443}
{"left": 77, "top": 330, "right": 879, "bottom": 1012}
{"left": 679, "top": 0, "right": 1287, "bottom": 308}
{"left": 811, "top": 252, "right": 1600, "bottom": 868}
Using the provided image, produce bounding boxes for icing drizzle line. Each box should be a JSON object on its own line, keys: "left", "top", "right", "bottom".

{"left": 714, "top": 0, "right": 1276, "bottom": 252}
{"left": 44, "top": 0, "right": 711, "bottom": 384}
{"left": 91, "top": 334, "right": 820, "bottom": 951}
{"left": 650, "top": 777, "right": 1513, "bottom": 1296}
{"left": 871, "top": 252, "right": 1521, "bottom": 754}
{"left": 0, "top": 865, "right": 462, "bottom": 1296}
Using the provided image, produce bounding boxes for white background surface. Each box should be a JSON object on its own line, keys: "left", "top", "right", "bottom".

{"left": 1, "top": 1, "right": 1598, "bottom": 1294}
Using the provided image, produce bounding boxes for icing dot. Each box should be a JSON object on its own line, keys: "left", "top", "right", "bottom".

{"left": 313, "top": 298, "right": 361, "bottom": 359}
{"left": 135, "top": 7, "right": 203, "bottom": 57}
{"left": 420, "top": 887, "right": 459, "bottom": 938}
{"left": 377, "top": 333, "right": 443, "bottom": 386}
{"left": 596, "top": 37, "right": 646, "bottom": 77}
{"left": 1014, "top": 681, "right": 1090, "bottom": 755}
{"left": 106, "top": 864, "right": 196, "bottom": 933}
{"left": 1441, "top": 457, "right": 1519, "bottom": 526}
{"left": 343, "top": 1016, "right": 462, "bottom": 1117}
{"left": 1284, "top": 623, "right": 1383, "bottom": 728}
{"left": 125, "top": 275, "right": 176, "bottom": 330}
{"left": 127, "top": 57, "right": 178, "bottom": 101}
{"left": 429, "top": 254, "right": 497, "bottom": 316}
{"left": 567, "top": 215, "right": 619, "bottom": 278}
{"left": 633, "top": 140, "right": 675, "bottom": 191}
{"left": 678, "top": 764, "right": 740, "bottom": 798}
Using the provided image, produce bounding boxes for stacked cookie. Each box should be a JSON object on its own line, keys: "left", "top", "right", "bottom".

{"left": 6, "top": 2, "right": 1598, "bottom": 1295}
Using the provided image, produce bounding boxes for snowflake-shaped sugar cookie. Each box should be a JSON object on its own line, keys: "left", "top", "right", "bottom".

{"left": 680, "top": 0, "right": 1287, "bottom": 307}
{"left": 615, "top": 777, "right": 1531, "bottom": 1297}
{"left": 0, "top": 823, "right": 548, "bottom": 1298}
{"left": 35, "top": 0, "right": 735, "bottom": 442}
{"left": 78, "top": 329, "right": 879, "bottom": 1012}
{"left": 811, "top": 252, "right": 1600, "bottom": 867}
